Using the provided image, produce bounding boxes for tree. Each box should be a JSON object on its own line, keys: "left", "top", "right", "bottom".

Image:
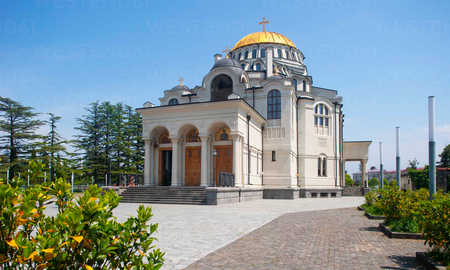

{"left": 345, "top": 174, "right": 354, "bottom": 186}
{"left": 408, "top": 166, "right": 429, "bottom": 190}
{"left": 408, "top": 158, "right": 419, "bottom": 169}
{"left": 438, "top": 144, "right": 450, "bottom": 167}
{"left": 75, "top": 101, "right": 144, "bottom": 185}
{"left": 368, "top": 177, "right": 379, "bottom": 188}
{"left": 75, "top": 101, "right": 104, "bottom": 183}
{"left": 0, "top": 97, "right": 43, "bottom": 179}
{"left": 37, "top": 113, "right": 69, "bottom": 182}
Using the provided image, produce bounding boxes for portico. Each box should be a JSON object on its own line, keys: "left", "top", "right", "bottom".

{"left": 138, "top": 99, "right": 265, "bottom": 188}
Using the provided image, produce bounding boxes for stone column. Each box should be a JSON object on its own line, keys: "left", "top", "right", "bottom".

{"left": 361, "top": 159, "right": 368, "bottom": 188}
{"left": 232, "top": 134, "right": 242, "bottom": 187}
{"left": 200, "top": 136, "right": 209, "bottom": 186}
{"left": 171, "top": 138, "right": 179, "bottom": 186}
{"left": 144, "top": 139, "right": 152, "bottom": 186}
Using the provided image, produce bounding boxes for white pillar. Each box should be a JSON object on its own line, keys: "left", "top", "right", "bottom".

{"left": 144, "top": 139, "right": 152, "bottom": 186}
{"left": 361, "top": 159, "right": 367, "bottom": 188}
{"left": 232, "top": 134, "right": 242, "bottom": 187}
{"left": 200, "top": 136, "right": 209, "bottom": 186}
{"left": 171, "top": 138, "right": 179, "bottom": 186}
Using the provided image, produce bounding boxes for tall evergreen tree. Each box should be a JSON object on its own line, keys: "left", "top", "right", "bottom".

{"left": 75, "top": 101, "right": 144, "bottom": 185}
{"left": 39, "top": 113, "right": 68, "bottom": 181}
{"left": 0, "top": 97, "right": 43, "bottom": 179}
{"left": 75, "top": 102, "right": 105, "bottom": 183}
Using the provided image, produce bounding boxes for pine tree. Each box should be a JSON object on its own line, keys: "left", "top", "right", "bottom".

{"left": 75, "top": 101, "right": 144, "bottom": 185}
{"left": 40, "top": 113, "right": 68, "bottom": 181}
{"left": 0, "top": 97, "right": 44, "bottom": 179}
{"left": 75, "top": 102, "right": 105, "bottom": 183}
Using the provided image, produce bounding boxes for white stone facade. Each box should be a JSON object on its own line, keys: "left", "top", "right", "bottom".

{"left": 137, "top": 30, "right": 368, "bottom": 193}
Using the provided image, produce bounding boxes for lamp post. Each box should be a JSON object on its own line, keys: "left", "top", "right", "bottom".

{"left": 379, "top": 142, "right": 384, "bottom": 189}
{"left": 71, "top": 172, "right": 74, "bottom": 194}
{"left": 212, "top": 149, "right": 218, "bottom": 187}
{"left": 428, "top": 96, "right": 436, "bottom": 200}
{"left": 396, "top": 127, "right": 401, "bottom": 189}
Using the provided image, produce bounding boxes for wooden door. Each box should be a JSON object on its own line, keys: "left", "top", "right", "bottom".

{"left": 185, "top": 147, "right": 201, "bottom": 186}
{"left": 214, "top": 145, "right": 233, "bottom": 186}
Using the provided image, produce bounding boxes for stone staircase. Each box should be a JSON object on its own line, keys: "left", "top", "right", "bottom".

{"left": 119, "top": 186, "right": 207, "bottom": 205}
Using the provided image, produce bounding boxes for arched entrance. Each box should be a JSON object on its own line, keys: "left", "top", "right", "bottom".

{"left": 209, "top": 123, "right": 233, "bottom": 186}
{"left": 151, "top": 127, "right": 172, "bottom": 186}
{"left": 211, "top": 74, "right": 233, "bottom": 101}
{"left": 180, "top": 125, "right": 202, "bottom": 186}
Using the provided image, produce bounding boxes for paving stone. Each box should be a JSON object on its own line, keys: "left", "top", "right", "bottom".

{"left": 185, "top": 208, "right": 427, "bottom": 270}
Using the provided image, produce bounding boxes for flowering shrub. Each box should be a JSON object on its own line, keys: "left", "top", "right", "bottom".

{"left": 419, "top": 192, "right": 450, "bottom": 265}
{"left": 0, "top": 177, "right": 164, "bottom": 269}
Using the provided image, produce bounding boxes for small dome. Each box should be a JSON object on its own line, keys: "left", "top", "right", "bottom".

{"left": 231, "top": 31, "right": 296, "bottom": 51}
{"left": 211, "top": 58, "right": 242, "bottom": 70}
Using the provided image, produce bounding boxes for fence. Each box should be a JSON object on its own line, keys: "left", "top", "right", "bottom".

{"left": 218, "top": 172, "right": 235, "bottom": 187}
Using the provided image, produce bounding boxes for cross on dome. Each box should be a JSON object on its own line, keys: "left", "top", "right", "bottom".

{"left": 258, "top": 17, "right": 269, "bottom": 32}
{"left": 178, "top": 77, "right": 184, "bottom": 86}
{"left": 222, "top": 46, "right": 231, "bottom": 58}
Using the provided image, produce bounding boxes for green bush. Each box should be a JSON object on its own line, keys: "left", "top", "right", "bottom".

{"left": 419, "top": 192, "right": 450, "bottom": 265}
{"left": 364, "top": 190, "right": 378, "bottom": 206}
{"left": 0, "top": 177, "right": 164, "bottom": 269}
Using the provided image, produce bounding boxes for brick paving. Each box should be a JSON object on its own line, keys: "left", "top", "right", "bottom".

{"left": 185, "top": 208, "right": 427, "bottom": 270}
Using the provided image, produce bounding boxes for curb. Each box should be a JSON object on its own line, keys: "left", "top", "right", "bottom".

{"left": 364, "top": 212, "right": 385, "bottom": 220}
{"left": 416, "top": 252, "right": 447, "bottom": 270}
{"left": 378, "top": 223, "right": 423, "bottom": 239}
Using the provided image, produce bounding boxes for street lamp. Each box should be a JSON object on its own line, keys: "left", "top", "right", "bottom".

{"left": 212, "top": 149, "right": 218, "bottom": 187}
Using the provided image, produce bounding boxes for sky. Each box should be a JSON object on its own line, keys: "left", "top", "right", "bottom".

{"left": 1, "top": 0, "right": 449, "bottom": 173}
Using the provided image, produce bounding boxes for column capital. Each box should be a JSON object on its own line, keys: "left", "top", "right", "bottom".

{"left": 230, "top": 133, "right": 242, "bottom": 140}
{"left": 170, "top": 137, "right": 179, "bottom": 143}
{"left": 143, "top": 137, "right": 152, "bottom": 142}
{"left": 199, "top": 135, "right": 210, "bottom": 142}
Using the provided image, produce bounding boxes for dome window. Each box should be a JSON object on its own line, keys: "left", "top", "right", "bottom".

{"left": 245, "top": 51, "right": 249, "bottom": 59}
{"left": 211, "top": 74, "right": 233, "bottom": 102}
{"left": 293, "top": 79, "right": 298, "bottom": 91}
{"left": 255, "top": 63, "right": 261, "bottom": 71}
{"left": 261, "top": 48, "right": 266, "bottom": 58}
{"left": 277, "top": 48, "right": 282, "bottom": 58}
{"left": 168, "top": 98, "right": 178, "bottom": 105}
{"left": 238, "top": 52, "right": 241, "bottom": 60}
{"left": 252, "top": 49, "right": 257, "bottom": 58}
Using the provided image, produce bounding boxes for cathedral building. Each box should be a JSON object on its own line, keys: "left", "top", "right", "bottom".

{"left": 137, "top": 19, "right": 370, "bottom": 202}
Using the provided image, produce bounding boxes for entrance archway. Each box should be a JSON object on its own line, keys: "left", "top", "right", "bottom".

{"left": 209, "top": 123, "right": 233, "bottom": 186}
{"left": 181, "top": 125, "right": 201, "bottom": 186}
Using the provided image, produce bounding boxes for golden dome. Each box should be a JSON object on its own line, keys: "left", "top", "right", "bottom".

{"left": 231, "top": 31, "right": 297, "bottom": 51}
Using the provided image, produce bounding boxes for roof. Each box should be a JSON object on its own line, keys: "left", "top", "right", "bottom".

{"left": 231, "top": 31, "right": 297, "bottom": 51}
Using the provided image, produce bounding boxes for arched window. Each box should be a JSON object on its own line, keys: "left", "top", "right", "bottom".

{"left": 261, "top": 48, "right": 266, "bottom": 58}
{"left": 267, "top": 90, "right": 281, "bottom": 120}
{"left": 302, "top": 80, "right": 306, "bottom": 91}
{"left": 211, "top": 74, "right": 233, "bottom": 102}
{"left": 277, "top": 48, "right": 282, "bottom": 58}
{"left": 314, "top": 103, "right": 330, "bottom": 128}
{"left": 255, "top": 63, "right": 261, "bottom": 71}
{"left": 244, "top": 51, "right": 249, "bottom": 59}
{"left": 238, "top": 52, "right": 241, "bottom": 60}
{"left": 252, "top": 49, "right": 257, "bottom": 58}
{"left": 293, "top": 79, "right": 298, "bottom": 91}
{"left": 168, "top": 98, "right": 178, "bottom": 105}
{"left": 186, "top": 128, "right": 200, "bottom": 142}
{"left": 318, "top": 156, "right": 327, "bottom": 176}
